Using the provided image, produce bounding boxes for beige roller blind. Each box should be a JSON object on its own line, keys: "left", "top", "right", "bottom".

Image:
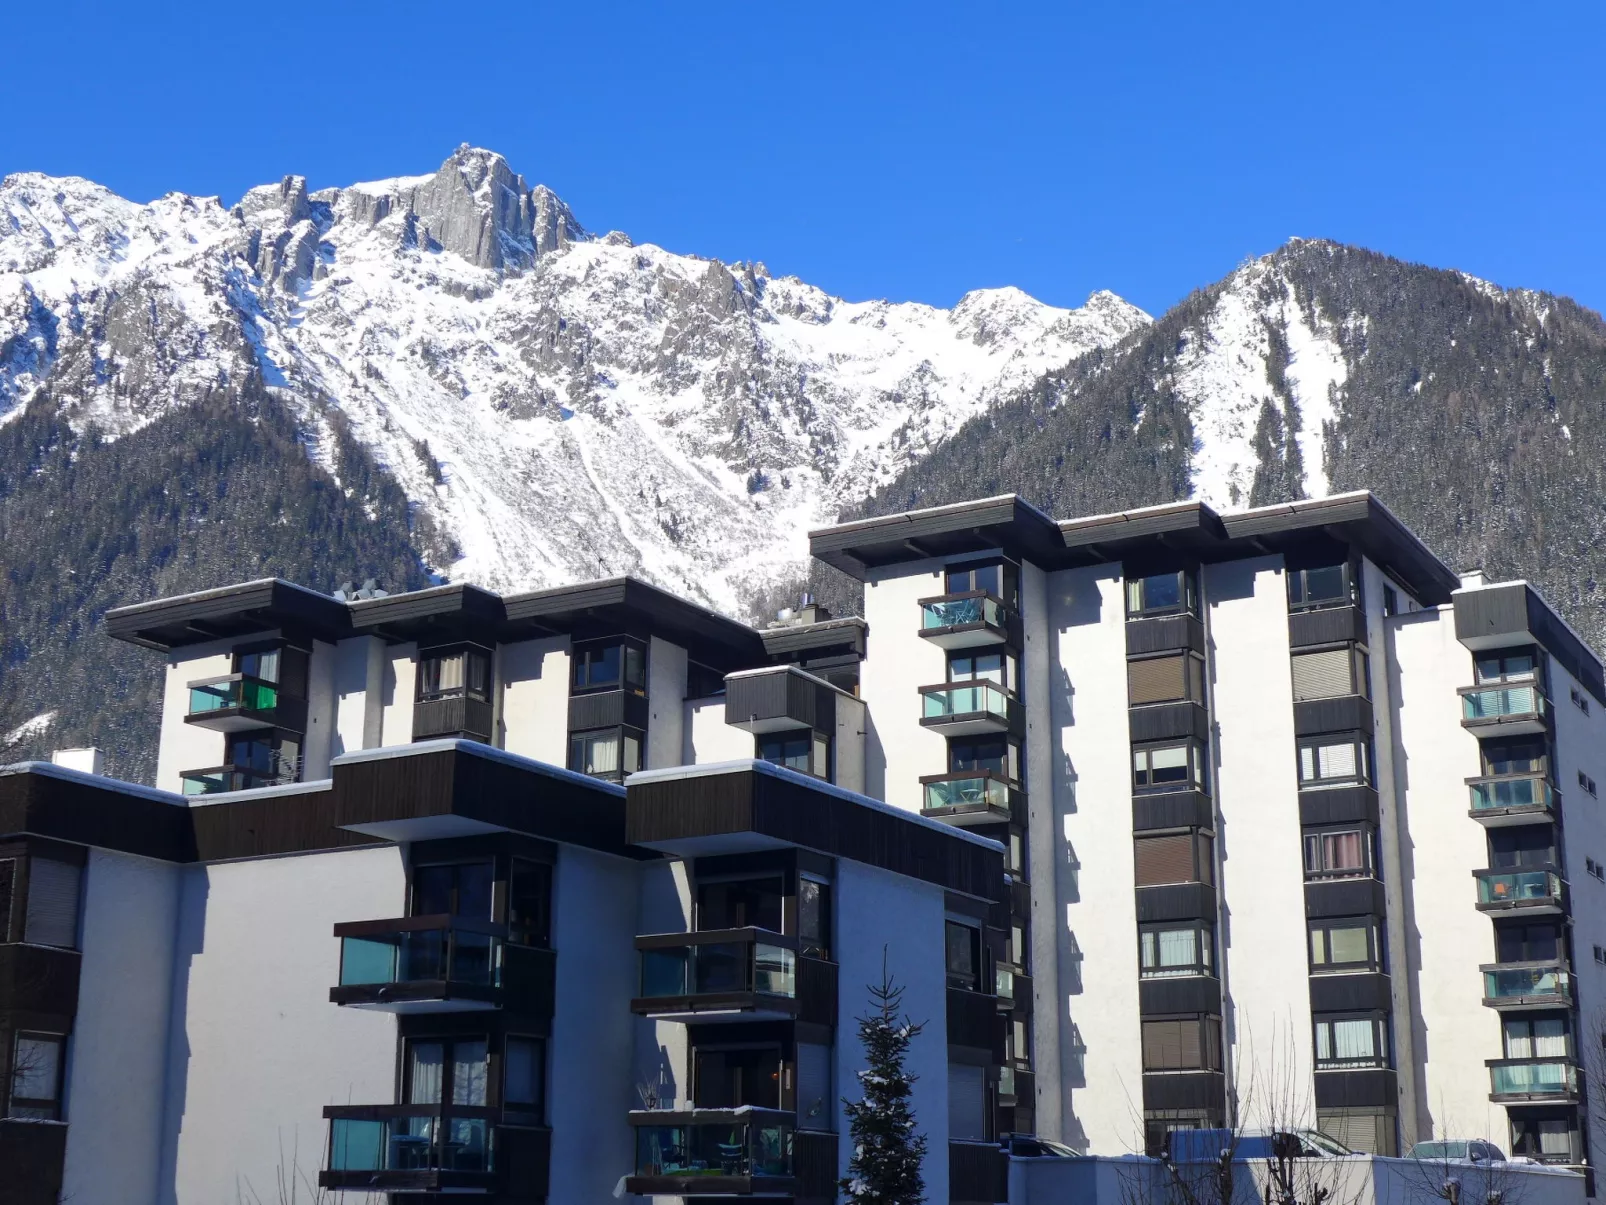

{"left": 1134, "top": 834, "right": 1196, "bottom": 885}
{"left": 1292, "top": 648, "right": 1353, "bottom": 700}
{"left": 1129, "top": 654, "right": 1187, "bottom": 704}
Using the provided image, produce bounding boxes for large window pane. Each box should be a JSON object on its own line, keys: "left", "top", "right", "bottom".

{"left": 10, "top": 1034, "right": 62, "bottom": 1116}
{"left": 408, "top": 1041, "right": 444, "bottom": 1105}
{"left": 452, "top": 1039, "right": 488, "bottom": 1107}
{"left": 946, "top": 921, "right": 981, "bottom": 991}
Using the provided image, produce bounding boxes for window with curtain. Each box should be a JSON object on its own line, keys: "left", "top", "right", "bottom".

{"left": 1309, "top": 918, "right": 1379, "bottom": 971}
{"left": 1504, "top": 1016, "right": 1569, "bottom": 1060}
{"left": 405, "top": 1038, "right": 488, "bottom": 1109}
{"left": 1303, "top": 829, "right": 1370, "bottom": 879}
{"left": 1314, "top": 1016, "right": 1387, "bottom": 1068}
{"left": 1139, "top": 924, "right": 1214, "bottom": 978}
{"left": 408, "top": 1040, "right": 445, "bottom": 1105}
{"left": 417, "top": 648, "right": 491, "bottom": 702}
{"left": 568, "top": 727, "right": 642, "bottom": 780}
{"left": 1298, "top": 736, "right": 1368, "bottom": 788}
{"left": 237, "top": 646, "right": 281, "bottom": 683}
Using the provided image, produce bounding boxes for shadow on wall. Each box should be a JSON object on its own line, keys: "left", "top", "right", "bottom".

{"left": 154, "top": 867, "right": 208, "bottom": 1205}
{"left": 864, "top": 711, "right": 886, "bottom": 801}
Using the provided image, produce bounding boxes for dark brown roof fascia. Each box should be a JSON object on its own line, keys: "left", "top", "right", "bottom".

{"left": 105, "top": 578, "right": 352, "bottom": 652}
{"left": 809, "top": 495, "right": 1065, "bottom": 580}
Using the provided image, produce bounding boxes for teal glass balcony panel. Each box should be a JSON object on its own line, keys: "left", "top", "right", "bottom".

{"left": 1476, "top": 870, "right": 1563, "bottom": 907}
{"left": 923, "top": 775, "right": 1009, "bottom": 813}
{"left": 922, "top": 682, "right": 1010, "bottom": 721}
{"left": 1483, "top": 966, "right": 1570, "bottom": 1002}
{"left": 179, "top": 767, "right": 276, "bottom": 795}
{"left": 634, "top": 1121, "right": 793, "bottom": 1179}
{"left": 1469, "top": 776, "right": 1555, "bottom": 811}
{"left": 1462, "top": 685, "right": 1545, "bottom": 721}
{"left": 187, "top": 674, "right": 279, "bottom": 715}
{"left": 327, "top": 1116, "right": 492, "bottom": 1173}
{"left": 1490, "top": 1062, "right": 1577, "bottom": 1096}
{"left": 921, "top": 596, "right": 1003, "bottom": 631}
{"left": 638, "top": 937, "right": 796, "bottom": 999}
{"left": 337, "top": 924, "right": 501, "bottom": 988}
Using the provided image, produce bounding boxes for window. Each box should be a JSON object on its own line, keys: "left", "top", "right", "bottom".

{"left": 1291, "top": 647, "right": 1369, "bottom": 701}
{"left": 413, "top": 861, "right": 494, "bottom": 919}
{"left": 1141, "top": 1017, "right": 1221, "bottom": 1071}
{"left": 23, "top": 858, "right": 81, "bottom": 949}
{"left": 1287, "top": 564, "right": 1354, "bottom": 611}
{"left": 507, "top": 859, "right": 552, "bottom": 947}
{"left": 946, "top": 920, "right": 982, "bottom": 992}
{"left": 405, "top": 1037, "right": 488, "bottom": 1107}
{"left": 568, "top": 726, "right": 642, "bottom": 780}
{"left": 1597, "top": 945, "right": 1606, "bottom": 965}
{"left": 798, "top": 878, "right": 832, "bottom": 959}
{"left": 1134, "top": 833, "right": 1213, "bottom": 886}
{"left": 1580, "top": 771, "right": 1598, "bottom": 798}
{"left": 1128, "top": 654, "right": 1205, "bottom": 705}
{"left": 1482, "top": 737, "right": 1548, "bottom": 778}
{"left": 1503, "top": 1016, "right": 1569, "bottom": 1060}
{"left": 1571, "top": 687, "right": 1591, "bottom": 715}
{"left": 1139, "top": 923, "right": 1214, "bottom": 978}
{"left": 1496, "top": 921, "right": 1562, "bottom": 964}
{"left": 686, "top": 661, "right": 726, "bottom": 699}
{"left": 757, "top": 729, "right": 828, "bottom": 777}
{"left": 504, "top": 1036, "right": 546, "bottom": 1119}
{"left": 1133, "top": 741, "right": 1206, "bottom": 793}
{"left": 694, "top": 1045, "right": 782, "bottom": 1109}
{"left": 9, "top": 1032, "right": 65, "bottom": 1120}
{"left": 1488, "top": 826, "right": 1556, "bottom": 870}
{"left": 1510, "top": 1113, "right": 1575, "bottom": 1161}
{"left": 945, "top": 561, "right": 1013, "bottom": 607}
{"left": 950, "top": 737, "right": 1020, "bottom": 784}
{"left": 571, "top": 640, "right": 646, "bottom": 694}
{"left": 1303, "top": 829, "right": 1372, "bottom": 879}
{"left": 1006, "top": 831, "right": 1024, "bottom": 877}
{"left": 227, "top": 731, "right": 302, "bottom": 783}
{"left": 234, "top": 643, "right": 309, "bottom": 694}
{"left": 1588, "top": 858, "right": 1605, "bottom": 883}
{"left": 949, "top": 650, "right": 1016, "bottom": 691}
{"left": 1313, "top": 1016, "right": 1389, "bottom": 1069}
{"left": 1298, "top": 735, "right": 1369, "bottom": 788}
{"left": 417, "top": 647, "right": 491, "bottom": 702}
{"left": 1126, "top": 570, "right": 1197, "bottom": 619}
{"left": 698, "top": 876, "right": 785, "bottom": 932}
{"left": 0, "top": 858, "right": 15, "bottom": 943}
{"left": 1309, "top": 917, "right": 1380, "bottom": 972}
{"left": 1476, "top": 648, "right": 1540, "bottom": 685}
{"left": 1382, "top": 586, "right": 1399, "bottom": 617}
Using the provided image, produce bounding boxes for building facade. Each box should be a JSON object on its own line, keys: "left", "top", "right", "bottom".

{"left": 0, "top": 491, "right": 1601, "bottom": 1204}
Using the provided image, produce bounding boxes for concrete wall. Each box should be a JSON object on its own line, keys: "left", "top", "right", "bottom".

{"left": 154, "top": 641, "right": 235, "bottom": 793}
{"left": 159, "top": 842, "right": 405, "bottom": 1204}
{"left": 331, "top": 635, "right": 386, "bottom": 758}
{"left": 683, "top": 698, "right": 754, "bottom": 765}
{"left": 860, "top": 560, "right": 951, "bottom": 814}
{"left": 647, "top": 637, "right": 689, "bottom": 770}
{"left": 379, "top": 642, "right": 417, "bottom": 747}
{"left": 836, "top": 693, "right": 868, "bottom": 794}
{"left": 61, "top": 849, "right": 182, "bottom": 1205}
{"left": 632, "top": 859, "right": 692, "bottom": 1111}
{"left": 302, "top": 639, "right": 337, "bottom": 779}
{"left": 499, "top": 634, "right": 570, "bottom": 763}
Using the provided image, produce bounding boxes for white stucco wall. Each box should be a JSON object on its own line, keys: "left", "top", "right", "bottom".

{"left": 683, "top": 698, "right": 755, "bottom": 765}
{"left": 835, "top": 858, "right": 950, "bottom": 1201}
{"left": 302, "top": 639, "right": 337, "bottom": 779}
{"left": 1205, "top": 555, "right": 1315, "bottom": 1125}
{"left": 859, "top": 561, "right": 951, "bottom": 814}
{"left": 835, "top": 693, "right": 868, "bottom": 794}
{"left": 499, "top": 634, "right": 570, "bottom": 763}
{"left": 548, "top": 843, "right": 641, "bottom": 1202}
{"left": 154, "top": 641, "right": 236, "bottom": 792}
{"left": 1048, "top": 563, "right": 1142, "bottom": 1153}
{"left": 160, "top": 844, "right": 406, "bottom": 1205}
{"left": 61, "top": 849, "right": 182, "bottom": 1205}
{"left": 379, "top": 642, "right": 417, "bottom": 747}
{"left": 1018, "top": 559, "right": 1058, "bottom": 1139}
{"left": 632, "top": 859, "right": 692, "bottom": 1110}
{"left": 331, "top": 635, "right": 384, "bottom": 757}
{"left": 647, "top": 637, "right": 689, "bottom": 770}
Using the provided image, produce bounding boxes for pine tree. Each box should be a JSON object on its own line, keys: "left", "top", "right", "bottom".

{"left": 840, "top": 954, "right": 929, "bottom": 1204}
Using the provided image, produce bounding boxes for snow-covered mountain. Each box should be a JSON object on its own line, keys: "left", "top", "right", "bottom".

{"left": 0, "top": 145, "right": 1148, "bottom": 612}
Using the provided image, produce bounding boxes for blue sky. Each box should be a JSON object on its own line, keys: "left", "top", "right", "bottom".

{"left": 3, "top": 1, "right": 1602, "bottom": 318}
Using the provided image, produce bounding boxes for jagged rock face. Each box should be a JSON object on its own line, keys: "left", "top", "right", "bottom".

{"left": 0, "top": 147, "right": 1149, "bottom": 613}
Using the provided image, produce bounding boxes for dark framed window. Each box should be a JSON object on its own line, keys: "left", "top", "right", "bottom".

{"left": 1134, "top": 832, "right": 1214, "bottom": 887}
{"left": 417, "top": 647, "right": 491, "bottom": 703}
{"left": 1298, "top": 734, "right": 1370, "bottom": 789}
{"left": 405, "top": 1036, "right": 489, "bottom": 1108}
{"left": 1288, "top": 563, "right": 1356, "bottom": 612}
{"left": 686, "top": 661, "right": 726, "bottom": 699}
{"left": 412, "top": 860, "right": 494, "bottom": 920}
{"left": 0, "top": 858, "right": 13, "bottom": 942}
{"left": 1503, "top": 1015, "right": 1570, "bottom": 1060}
{"left": 798, "top": 877, "right": 832, "bottom": 960}
{"left": 945, "top": 561, "right": 1016, "bottom": 608}
{"left": 948, "top": 650, "right": 1017, "bottom": 691}
{"left": 568, "top": 725, "right": 643, "bottom": 780}
{"left": 1128, "top": 653, "right": 1205, "bottom": 706}
{"left": 697, "top": 876, "right": 785, "bottom": 933}
{"left": 507, "top": 859, "right": 552, "bottom": 947}
{"left": 1141, "top": 1017, "right": 1222, "bottom": 1071}
{"left": 1488, "top": 825, "right": 1557, "bottom": 870}
{"left": 571, "top": 639, "right": 647, "bottom": 695}
{"left": 1482, "top": 737, "right": 1549, "bottom": 778}
{"left": 1126, "top": 570, "right": 1198, "bottom": 619}
{"left": 1139, "top": 923, "right": 1215, "bottom": 978}
{"left": 1309, "top": 917, "right": 1381, "bottom": 972}
{"left": 504, "top": 1035, "right": 546, "bottom": 1119}
{"left": 946, "top": 920, "right": 982, "bottom": 991}
{"left": 234, "top": 642, "right": 309, "bottom": 694}
{"left": 950, "top": 736, "right": 1021, "bottom": 784}
{"left": 1133, "top": 740, "right": 1207, "bottom": 793}
{"left": 1496, "top": 921, "right": 1563, "bottom": 964}
{"left": 1303, "top": 828, "right": 1373, "bottom": 879}
{"left": 1313, "top": 1014, "right": 1389, "bottom": 1069}
{"left": 1476, "top": 647, "right": 1541, "bottom": 686}
{"left": 227, "top": 730, "right": 302, "bottom": 784}
{"left": 693, "top": 1044, "right": 783, "bottom": 1110}
{"left": 757, "top": 729, "right": 829, "bottom": 779}
{"left": 8, "top": 1031, "right": 65, "bottom": 1120}
{"left": 1510, "top": 1111, "right": 1577, "bottom": 1162}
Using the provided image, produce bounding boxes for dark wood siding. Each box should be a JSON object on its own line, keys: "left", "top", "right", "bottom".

{"left": 1133, "top": 789, "right": 1214, "bottom": 833}
{"left": 1135, "top": 882, "right": 1216, "bottom": 923}
{"left": 947, "top": 988, "right": 1004, "bottom": 1057}
{"left": 795, "top": 1129, "right": 840, "bottom": 1203}
{"left": 797, "top": 956, "right": 838, "bottom": 1028}
{"left": 1313, "top": 1068, "right": 1398, "bottom": 1109}
{"left": 498, "top": 1125, "right": 553, "bottom": 1199}
{"left": 567, "top": 689, "right": 650, "bottom": 732}
{"left": 1305, "top": 877, "right": 1387, "bottom": 918}
{"left": 1129, "top": 702, "right": 1210, "bottom": 743}
{"left": 192, "top": 788, "right": 379, "bottom": 861}
{"left": 1139, "top": 975, "right": 1221, "bottom": 1016}
{"left": 413, "top": 696, "right": 494, "bottom": 741}
{"left": 1294, "top": 696, "right": 1374, "bottom": 736}
{"left": 0, "top": 772, "right": 193, "bottom": 862}
{"left": 1289, "top": 604, "right": 1367, "bottom": 649}
{"left": 1308, "top": 972, "right": 1392, "bottom": 1013}
{"left": 0, "top": 1118, "right": 68, "bottom": 1205}
{"left": 1141, "top": 1069, "right": 1226, "bottom": 1111}
{"left": 949, "top": 1139, "right": 1009, "bottom": 1204}
{"left": 1299, "top": 787, "right": 1380, "bottom": 827}
{"left": 1126, "top": 614, "right": 1206, "bottom": 656}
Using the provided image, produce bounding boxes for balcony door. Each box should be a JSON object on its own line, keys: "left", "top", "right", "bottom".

{"left": 693, "top": 1045, "right": 783, "bottom": 1110}
{"left": 412, "top": 861, "right": 494, "bottom": 920}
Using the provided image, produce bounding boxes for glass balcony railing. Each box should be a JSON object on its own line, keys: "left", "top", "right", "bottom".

{"left": 338, "top": 918, "right": 503, "bottom": 988}
{"left": 187, "top": 674, "right": 280, "bottom": 716}
{"left": 1469, "top": 775, "right": 1555, "bottom": 812}
{"left": 180, "top": 767, "right": 280, "bottom": 795}
{"left": 1490, "top": 1061, "right": 1578, "bottom": 1097}
{"left": 634, "top": 1116, "right": 793, "bottom": 1181}
{"left": 921, "top": 594, "right": 1004, "bottom": 632}
{"left": 638, "top": 931, "right": 797, "bottom": 1001}
{"left": 921, "top": 681, "right": 1011, "bottom": 722}
{"left": 1461, "top": 685, "right": 1547, "bottom": 722}
{"left": 1483, "top": 965, "right": 1571, "bottom": 1003}
{"left": 328, "top": 1114, "right": 493, "bottom": 1174}
{"left": 923, "top": 774, "right": 1011, "bottom": 813}
{"left": 1476, "top": 870, "right": 1563, "bottom": 908}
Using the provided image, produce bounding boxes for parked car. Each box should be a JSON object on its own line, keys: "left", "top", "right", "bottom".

{"left": 1169, "top": 1128, "right": 1353, "bottom": 1163}
{"left": 1002, "top": 1136, "right": 1080, "bottom": 1158}
{"left": 1406, "top": 1140, "right": 1507, "bottom": 1164}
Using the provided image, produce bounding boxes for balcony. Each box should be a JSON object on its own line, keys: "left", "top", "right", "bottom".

{"left": 1481, "top": 963, "right": 1571, "bottom": 1010}
{"left": 627, "top": 1108, "right": 797, "bottom": 1196}
{"left": 330, "top": 916, "right": 555, "bottom": 1014}
{"left": 1467, "top": 774, "right": 1558, "bottom": 826}
{"left": 321, "top": 1106, "right": 499, "bottom": 1193}
{"left": 185, "top": 673, "right": 307, "bottom": 732}
{"left": 918, "top": 681, "right": 1021, "bottom": 736}
{"left": 1488, "top": 1059, "right": 1580, "bottom": 1103}
{"left": 920, "top": 771, "right": 1020, "bottom": 826}
{"left": 1474, "top": 869, "right": 1567, "bottom": 916}
{"left": 179, "top": 764, "right": 286, "bottom": 795}
{"left": 918, "top": 592, "right": 1012, "bottom": 649}
{"left": 1460, "top": 684, "right": 1550, "bottom": 735}
{"left": 632, "top": 929, "right": 835, "bottom": 1024}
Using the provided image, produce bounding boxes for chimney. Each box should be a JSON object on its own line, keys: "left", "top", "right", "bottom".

{"left": 1459, "top": 568, "right": 1487, "bottom": 589}
{"left": 52, "top": 747, "right": 105, "bottom": 775}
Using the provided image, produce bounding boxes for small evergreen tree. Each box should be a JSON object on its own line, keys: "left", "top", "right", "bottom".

{"left": 840, "top": 953, "right": 928, "bottom": 1204}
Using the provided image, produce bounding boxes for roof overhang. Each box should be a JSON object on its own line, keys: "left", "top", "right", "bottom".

{"left": 105, "top": 578, "right": 352, "bottom": 652}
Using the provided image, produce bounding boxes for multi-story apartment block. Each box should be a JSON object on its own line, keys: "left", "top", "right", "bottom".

{"left": 0, "top": 491, "right": 1602, "bottom": 1205}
